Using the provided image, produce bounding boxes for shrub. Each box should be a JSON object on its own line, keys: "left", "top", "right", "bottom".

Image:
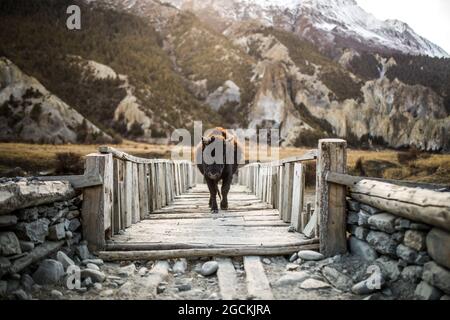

{"left": 54, "top": 152, "right": 84, "bottom": 175}
{"left": 30, "top": 103, "right": 42, "bottom": 121}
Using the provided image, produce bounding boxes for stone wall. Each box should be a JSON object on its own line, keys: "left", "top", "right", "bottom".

{"left": 0, "top": 178, "right": 91, "bottom": 300}
{"left": 347, "top": 197, "right": 450, "bottom": 300}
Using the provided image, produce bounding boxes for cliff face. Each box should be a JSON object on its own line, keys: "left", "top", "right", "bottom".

{"left": 0, "top": 58, "right": 111, "bottom": 144}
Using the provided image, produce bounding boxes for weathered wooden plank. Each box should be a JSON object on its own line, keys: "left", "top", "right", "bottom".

{"left": 281, "top": 163, "right": 294, "bottom": 223}
{"left": 131, "top": 163, "right": 140, "bottom": 224}
{"left": 291, "top": 163, "right": 305, "bottom": 232}
{"left": 243, "top": 256, "right": 274, "bottom": 300}
{"left": 216, "top": 258, "right": 238, "bottom": 300}
{"left": 316, "top": 139, "right": 347, "bottom": 257}
{"left": 37, "top": 174, "right": 102, "bottom": 189}
{"left": 10, "top": 241, "right": 65, "bottom": 274}
{"left": 124, "top": 161, "right": 133, "bottom": 228}
{"left": 138, "top": 164, "right": 148, "bottom": 220}
{"left": 112, "top": 159, "right": 122, "bottom": 235}
{"left": 98, "top": 243, "right": 319, "bottom": 261}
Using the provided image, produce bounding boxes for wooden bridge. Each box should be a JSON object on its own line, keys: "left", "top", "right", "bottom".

{"left": 67, "top": 139, "right": 348, "bottom": 261}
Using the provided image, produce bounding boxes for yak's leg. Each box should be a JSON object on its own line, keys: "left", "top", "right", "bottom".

{"left": 221, "top": 175, "right": 233, "bottom": 210}
{"left": 206, "top": 178, "right": 219, "bottom": 213}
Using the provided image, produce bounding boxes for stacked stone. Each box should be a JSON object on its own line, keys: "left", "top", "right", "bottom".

{"left": 0, "top": 180, "right": 86, "bottom": 300}
{"left": 347, "top": 199, "right": 450, "bottom": 300}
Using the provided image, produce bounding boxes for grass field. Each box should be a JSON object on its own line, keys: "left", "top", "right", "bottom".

{"left": 0, "top": 142, "right": 449, "bottom": 185}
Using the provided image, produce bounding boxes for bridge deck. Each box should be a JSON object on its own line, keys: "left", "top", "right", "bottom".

{"left": 108, "top": 184, "right": 309, "bottom": 248}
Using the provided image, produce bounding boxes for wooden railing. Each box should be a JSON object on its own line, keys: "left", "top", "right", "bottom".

{"left": 81, "top": 146, "right": 196, "bottom": 251}
{"left": 239, "top": 139, "right": 348, "bottom": 257}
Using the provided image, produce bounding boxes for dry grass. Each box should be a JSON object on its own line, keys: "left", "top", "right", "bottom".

{"left": 0, "top": 142, "right": 449, "bottom": 185}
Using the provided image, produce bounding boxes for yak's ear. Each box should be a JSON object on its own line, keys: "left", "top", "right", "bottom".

{"left": 225, "top": 136, "right": 234, "bottom": 143}
{"left": 202, "top": 137, "right": 210, "bottom": 145}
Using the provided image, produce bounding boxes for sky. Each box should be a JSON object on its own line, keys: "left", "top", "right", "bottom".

{"left": 356, "top": 0, "right": 450, "bottom": 54}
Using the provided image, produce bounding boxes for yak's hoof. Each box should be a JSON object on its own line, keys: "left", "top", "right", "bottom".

{"left": 220, "top": 203, "right": 228, "bottom": 210}
{"left": 211, "top": 209, "right": 219, "bottom": 214}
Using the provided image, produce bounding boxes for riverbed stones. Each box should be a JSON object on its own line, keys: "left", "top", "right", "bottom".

{"left": 368, "top": 213, "right": 396, "bottom": 233}
{"left": 82, "top": 259, "right": 104, "bottom": 266}
{"left": 349, "top": 237, "right": 378, "bottom": 262}
{"left": 19, "top": 241, "right": 34, "bottom": 252}
{"left": 300, "top": 278, "right": 331, "bottom": 290}
{"left": 298, "top": 250, "right": 324, "bottom": 261}
{"left": 404, "top": 230, "right": 427, "bottom": 251}
{"left": 51, "top": 289, "right": 63, "bottom": 299}
{"left": 322, "top": 266, "right": 353, "bottom": 291}
{"left": 32, "top": 259, "right": 64, "bottom": 285}
{"left": 48, "top": 223, "right": 66, "bottom": 241}
{"left": 422, "top": 262, "right": 450, "bottom": 294}
{"left": 20, "top": 274, "right": 34, "bottom": 292}
{"left": 401, "top": 266, "right": 423, "bottom": 283}
{"left": 274, "top": 271, "right": 309, "bottom": 287}
{"left": 286, "top": 263, "right": 299, "bottom": 271}
{"left": 0, "top": 215, "right": 17, "bottom": 227}
{"left": 426, "top": 228, "right": 450, "bottom": 269}
{"left": 87, "top": 263, "right": 100, "bottom": 271}
{"left": 289, "top": 253, "right": 298, "bottom": 262}
{"left": 14, "top": 219, "right": 49, "bottom": 244}
{"left": 0, "top": 232, "right": 22, "bottom": 256}
{"left": 173, "top": 259, "right": 187, "bottom": 274}
{"left": 366, "top": 231, "right": 397, "bottom": 256}
{"left": 201, "top": 261, "right": 219, "bottom": 276}
{"left": 81, "top": 269, "right": 106, "bottom": 283}
{"left": 414, "top": 281, "right": 442, "bottom": 300}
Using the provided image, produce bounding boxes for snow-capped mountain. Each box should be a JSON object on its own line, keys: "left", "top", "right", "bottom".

{"left": 160, "top": 0, "right": 449, "bottom": 58}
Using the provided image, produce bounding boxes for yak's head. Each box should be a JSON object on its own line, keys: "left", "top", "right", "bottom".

{"left": 200, "top": 134, "right": 234, "bottom": 181}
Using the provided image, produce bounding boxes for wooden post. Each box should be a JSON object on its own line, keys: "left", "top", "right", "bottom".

{"left": 81, "top": 153, "right": 113, "bottom": 251}
{"left": 291, "top": 163, "right": 305, "bottom": 232}
{"left": 316, "top": 139, "right": 347, "bottom": 257}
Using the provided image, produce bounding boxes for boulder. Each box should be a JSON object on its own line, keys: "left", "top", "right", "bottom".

{"left": 322, "top": 266, "right": 353, "bottom": 291}
{"left": 32, "top": 259, "right": 64, "bottom": 285}
{"left": 0, "top": 180, "right": 75, "bottom": 215}
{"left": 404, "top": 230, "right": 427, "bottom": 251}
{"left": 300, "top": 278, "right": 331, "bottom": 290}
{"left": 401, "top": 266, "right": 423, "bottom": 283}
{"left": 426, "top": 228, "right": 450, "bottom": 269}
{"left": 20, "top": 274, "right": 35, "bottom": 292}
{"left": 0, "top": 232, "right": 22, "bottom": 256}
{"left": 298, "top": 250, "right": 324, "bottom": 261}
{"left": 366, "top": 231, "right": 397, "bottom": 256}
{"left": 395, "top": 218, "right": 411, "bottom": 230}
{"left": 422, "top": 262, "right": 450, "bottom": 294}
{"left": 368, "top": 213, "right": 396, "bottom": 234}
{"left": 351, "top": 226, "right": 370, "bottom": 241}
{"left": 274, "top": 271, "right": 309, "bottom": 287}
{"left": 201, "top": 261, "right": 219, "bottom": 276}
{"left": 349, "top": 237, "right": 378, "bottom": 262}
{"left": 14, "top": 218, "right": 50, "bottom": 244}
{"left": 396, "top": 244, "right": 418, "bottom": 264}
{"left": 48, "top": 223, "right": 66, "bottom": 241}
{"left": 0, "top": 215, "right": 17, "bottom": 227}
{"left": 414, "top": 281, "right": 442, "bottom": 300}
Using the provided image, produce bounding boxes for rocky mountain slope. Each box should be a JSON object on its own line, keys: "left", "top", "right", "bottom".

{"left": 0, "top": 0, "right": 449, "bottom": 151}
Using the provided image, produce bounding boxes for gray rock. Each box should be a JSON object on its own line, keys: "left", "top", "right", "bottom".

{"left": 262, "top": 258, "right": 272, "bottom": 265}
{"left": 82, "top": 277, "right": 93, "bottom": 288}
{"left": 48, "top": 208, "right": 69, "bottom": 224}
{"left": 394, "top": 218, "right": 411, "bottom": 230}
{"left": 48, "top": 223, "right": 66, "bottom": 241}
{"left": 300, "top": 278, "right": 331, "bottom": 290}
{"left": 75, "top": 244, "right": 90, "bottom": 260}
{"left": 65, "top": 231, "right": 73, "bottom": 239}
{"left": 404, "top": 230, "right": 427, "bottom": 251}
{"left": 375, "top": 256, "right": 401, "bottom": 282}
{"left": 396, "top": 244, "right": 418, "bottom": 264}
{"left": 173, "top": 259, "right": 187, "bottom": 274}
{"left": 0, "top": 281, "right": 7, "bottom": 297}
{"left": 357, "top": 210, "right": 371, "bottom": 227}
{"left": 287, "top": 226, "right": 296, "bottom": 233}
{"left": 351, "top": 226, "right": 370, "bottom": 240}
{"left": 347, "top": 211, "right": 359, "bottom": 225}
{"left": 68, "top": 218, "right": 81, "bottom": 232}
{"left": 415, "top": 252, "right": 431, "bottom": 265}
{"left": 66, "top": 210, "right": 80, "bottom": 220}
{"left": 81, "top": 269, "right": 106, "bottom": 283}
{"left": 201, "top": 261, "right": 219, "bottom": 276}
{"left": 426, "top": 228, "right": 450, "bottom": 269}
{"left": 410, "top": 223, "right": 431, "bottom": 231}
{"left": 19, "top": 241, "right": 34, "bottom": 252}
{"left": 0, "top": 232, "right": 22, "bottom": 256}
{"left": 82, "top": 259, "right": 104, "bottom": 266}
{"left": 274, "top": 271, "right": 309, "bottom": 287}
{"left": 13, "top": 289, "right": 30, "bottom": 300}
{"left": 289, "top": 253, "right": 299, "bottom": 262}
{"left": 100, "top": 289, "right": 114, "bottom": 297}
{"left": 366, "top": 231, "right": 397, "bottom": 256}
{"left": 0, "top": 257, "right": 11, "bottom": 277}
{"left": 176, "top": 279, "right": 192, "bottom": 292}
{"left": 51, "top": 289, "right": 63, "bottom": 299}
{"left": 286, "top": 263, "right": 299, "bottom": 271}
{"left": 391, "top": 232, "right": 405, "bottom": 243}
{"left": 347, "top": 200, "right": 360, "bottom": 212}
{"left": 17, "top": 207, "right": 39, "bottom": 222}
{"left": 368, "top": 213, "right": 396, "bottom": 234}
{"left": 20, "top": 274, "right": 34, "bottom": 292}
{"left": 351, "top": 271, "right": 385, "bottom": 295}
{"left": 298, "top": 250, "right": 324, "bottom": 261}
{"left": 322, "top": 266, "right": 353, "bottom": 291}
{"left": 93, "top": 283, "right": 102, "bottom": 291}
{"left": 0, "top": 215, "right": 17, "bottom": 227}
{"left": 360, "top": 204, "right": 381, "bottom": 215}
{"left": 15, "top": 219, "right": 50, "bottom": 244}
{"left": 441, "top": 295, "right": 450, "bottom": 300}
{"left": 422, "top": 262, "right": 450, "bottom": 294}
{"left": 32, "top": 259, "right": 64, "bottom": 285}
{"left": 118, "top": 264, "right": 136, "bottom": 277}
{"left": 349, "top": 237, "right": 378, "bottom": 262}
{"left": 57, "top": 251, "right": 75, "bottom": 270}
{"left": 87, "top": 263, "right": 100, "bottom": 271}
{"left": 415, "top": 281, "right": 442, "bottom": 300}
{"left": 7, "top": 279, "right": 20, "bottom": 293}
{"left": 138, "top": 267, "right": 148, "bottom": 276}
{"left": 401, "top": 266, "right": 423, "bottom": 283}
